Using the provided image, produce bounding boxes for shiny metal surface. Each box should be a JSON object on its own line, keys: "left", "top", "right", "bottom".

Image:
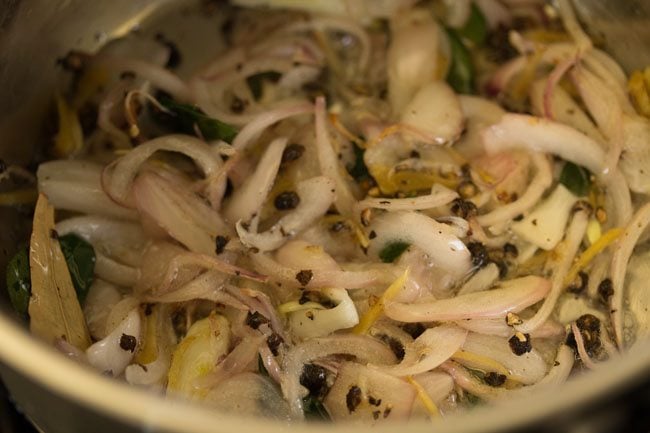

{"left": 0, "top": 1, "right": 648, "bottom": 432}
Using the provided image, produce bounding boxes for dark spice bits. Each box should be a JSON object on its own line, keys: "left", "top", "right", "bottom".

{"left": 450, "top": 198, "right": 478, "bottom": 219}
{"left": 267, "top": 333, "right": 283, "bottom": 356}
{"left": 508, "top": 332, "right": 532, "bottom": 355}
{"left": 274, "top": 191, "right": 300, "bottom": 210}
{"left": 296, "top": 269, "right": 313, "bottom": 286}
{"left": 567, "top": 271, "right": 589, "bottom": 294}
{"left": 245, "top": 311, "right": 269, "bottom": 329}
{"left": 378, "top": 334, "right": 405, "bottom": 360}
{"left": 503, "top": 243, "right": 519, "bottom": 258}
{"left": 281, "top": 144, "right": 305, "bottom": 164}
{"left": 215, "top": 235, "right": 230, "bottom": 255}
{"left": 597, "top": 278, "right": 614, "bottom": 304}
{"left": 346, "top": 385, "right": 362, "bottom": 413}
{"left": 467, "top": 242, "right": 489, "bottom": 268}
{"left": 574, "top": 314, "right": 602, "bottom": 356}
{"left": 119, "top": 334, "right": 137, "bottom": 352}
{"left": 402, "top": 322, "right": 426, "bottom": 339}
{"left": 484, "top": 372, "right": 507, "bottom": 387}
{"left": 300, "top": 364, "right": 329, "bottom": 398}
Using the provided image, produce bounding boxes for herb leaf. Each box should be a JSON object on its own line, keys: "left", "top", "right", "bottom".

{"left": 6, "top": 246, "right": 31, "bottom": 316}
{"left": 246, "top": 71, "right": 282, "bottom": 100}
{"left": 445, "top": 28, "right": 475, "bottom": 94}
{"left": 58, "top": 234, "right": 96, "bottom": 304}
{"left": 559, "top": 162, "right": 591, "bottom": 197}
{"left": 379, "top": 241, "right": 411, "bottom": 263}
{"left": 160, "top": 98, "right": 238, "bottom": 143}
{"left": 302, "top": 395, "right": 331, "bottom": 421}
{"left": 456, "top": 3, "right": 487, "bottom": 46}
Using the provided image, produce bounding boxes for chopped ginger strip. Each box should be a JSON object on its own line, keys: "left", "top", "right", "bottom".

{"left": 406, "top": 375, "right": 440, "bottom": 419}
{"left": 628, "top": 67, "right": 650, "bottom": 118}
{"left": 452, "top": 350, "right": 511, "bottom": 378}
{"left": 563, "top": 227, "right": 623, "bottom": 286}
{"left": 329, "top": 113, "right": 365, "bottom": 148}
{"left": 53, "top": 95, "right": 84, "bottom": 157}
{"left": 352, "top": 268, "right": 409, "bottom": 335}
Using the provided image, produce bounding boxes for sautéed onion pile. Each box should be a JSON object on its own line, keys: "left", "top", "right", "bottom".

{"left": 4, "top": 0, "right": 650, "bottom": 424}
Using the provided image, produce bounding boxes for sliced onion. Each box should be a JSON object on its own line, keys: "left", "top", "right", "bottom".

{"left": 281, "top": 334, "right": 397, "bottom": 418}
{"left": 385, "top": 275, "right": 551, "bottom": 322}
{"left": 460, "top": 333, "right": 548, "bottom": 384}
{"left": 388, "top": 9, "right": 442, "bottom": 113}
{"left": 38, "top": 160, "right": 136, "bottom": 220}
{"left": 358, "top": 184, "right": 458, "bottom": 212}
{"left": 377, "top": 325, "right": 467, "bottom": 377}
{"left": 457, "top": 262, "right": 500, "bottom": 296}
{"left": 476, "top": 152, "right": 552, "bottom": 228}
{"left": 226, "top": 286, "right": 286, "bottom": 339}
{"left": 133, "top": 172, "right": 230, "bottom": 255}
{"left": 86, "top": 308, "right": 142, "bottom": 377}
{"left": 455, "top": 95, "right": 505, "bottom": 158}
{"left": 224, "top": 137, "right": 287, "bottom": 224}
{"left": 236, "top": 176, "right": 336, "bottom": 252}
{"left": 400, "top": 81, "right": 464, "bottom": 146}
{"left": 83, "top": 279, "right": 122, "bottom": 341}
{"left": 610, "top": 202, "right": 650, "bottom": 348}
{"left": 204, "top": 373, "right": 292, "bottom": 420}
{"left": 367, "top": 210, "right": 471, "bottom": 278}
{"left": 324, "top": 362, "right": 416, "bottom": 423}
{"left": 231, "top": 102, "right": 313, "bottom": 151}
{"left": 516, "top": 208, "right": 589, "bottom": 334}
{"left": 288, "top": 288, "right": 359, "bottom": 339}
{"left": 457, "top": 317, "right": 565, "bottom": 339}
{"left": 250, "top": 251, "right": 390, "bottom": 291}
{"left": 482, "top": 113, "right": 632, "bottom": 226}
{"left": 529, "top": 78, "right": 603, "bottom": 142}
{"left": 275, "top": 240, "right": 340, "bottom": 271}
{"left": 511, "top": 184, "right": 578, "bottom": 251}
{"left": 315, "top": 96, "right": 358, "bottom": 217}
{"left": 199, "top": 331, "right": 266, "bottom": 389}
{"left": 102, "top": 134, "right": 224, "bottom": 208}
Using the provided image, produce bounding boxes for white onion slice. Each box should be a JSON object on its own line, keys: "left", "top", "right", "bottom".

{"left": 133, "top": 172, "right": 229, "bottom": 255}
{"left": 460, "top": 333, "right": 548, "bottom": 384}
{"left": 476, "top": 152, "right": 552, "bottom": 228}
{"left": 610, "top": 202, "right": 650, "bottom": 348}
{"left": 102, "top": 134, "right": 224, "bottom": 208}
{"left": 86, "top": 309, "right": 141, "bottom": 377}
{"left": 358, "top": 184, "right": 458, "bottom": 212}
{"left": 83, "top": 279, "right": 122, "bottom": 341}
{"left": 368, "top": 211, "right": 471, "bottom": 278}
{"left": 224, "top": 137, "right": 287, "bottom": 224}
{"left": 324, "top": 362, "right": 416, "bottom": 423}
{"left": 281, "top": 335, "right": 397, "bottom": 418}
{"left": 457, "top": 262, "right": 500, "bottom": 296}
{"left": 38, "top": 160, "right": 136, "bottom": 220}
{"left": 511, "top": 184, "right": 578, "bottom": 251}
{"left": 400, "top": 81, "right": 464, "bottom": 145}
{"left": 315, "top": 96, "right": 358, "bottom": 216}
{"left": 385, "top": 275, "right": 550, "bottom": 322}
{"left": 377, "top": 325, "right": 467, "bottom": 377}
{"left": 236, "top": 176, "right": 336, "bottom": 252}
{"left": 288, "top": 288, "right": 359, "bottom": 339}
{"left": 388, "top": 9, "right": 442, "bottom": 113}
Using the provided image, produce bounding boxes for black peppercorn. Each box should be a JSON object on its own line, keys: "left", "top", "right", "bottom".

{"left": 508, "top": 332, "right": 532, "bottom": 355}
{"left": 274, "top": 191, "right": 300, "bottom": 210}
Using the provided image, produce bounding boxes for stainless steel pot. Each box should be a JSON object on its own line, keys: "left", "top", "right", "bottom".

{"left": 0, "top": 1, "right": 648, "bottom": 432}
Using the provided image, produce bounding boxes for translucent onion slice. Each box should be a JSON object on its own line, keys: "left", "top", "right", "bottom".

{"left": 236, "top": 176, "right": 336, "bottom": 252}
{"left": 400, "top": 81, "right": 464, "bottom": 146}
{"left": 358, "top": 184, "right": 458, "bottom": 212}
{"left": 86, "top": 309, "right": 142, "bottom": 377}
{"left": 224, "top": 137, "right": 287, "bottom": 224}
{"left": 324, "top": 362, "right": 416, "bottom": 423}
{"left": 38, "top": 160, "right": 137, "bottom": 220}
{"left": 459, "top": 333, "right": 548, "bottom": 385}
{"left": 281, "top": 334, "right": 397, "bottom": 418}
{"left": 385, "top": 275, "right": 550, "bottom": 322}
{"left": 376, "top": 325, "right": 467, "bottom": 377}
{"left": 102, "top": 134, "right": 224, "bottom": 208}
{"left": 288, "top": 288, "right": 359, "bottom": 339}
{"left": 368, "top": 210, "right": 471, "bottom": 278}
